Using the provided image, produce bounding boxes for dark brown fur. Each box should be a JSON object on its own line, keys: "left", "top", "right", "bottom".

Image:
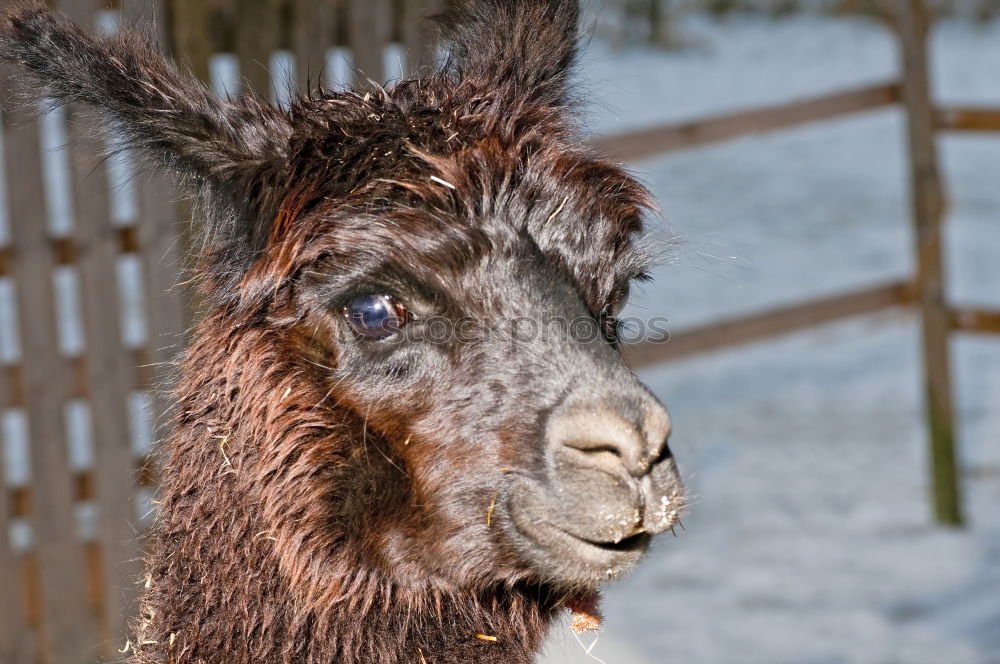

{"left": 0, "top": 2, "right": 685, "bottom": 662}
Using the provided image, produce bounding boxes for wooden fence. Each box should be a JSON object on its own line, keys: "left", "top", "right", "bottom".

{"left": 0, "top": 0, "right": 996, "bottom": 663}
{"left": 614, "top": 0, "right": 1000, "bottom": 527}
{"left": 0, "top": 1, "right": 442, "bottom": 663}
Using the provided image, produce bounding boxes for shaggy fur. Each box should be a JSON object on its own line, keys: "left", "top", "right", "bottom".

{"left": 1, "top": 1, "right": 685, "bottom": 662}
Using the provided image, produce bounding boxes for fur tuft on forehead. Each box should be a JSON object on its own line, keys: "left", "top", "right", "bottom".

{"left": 245, "top": 75, "right": 655, "bottom": 316}
{"left": 279, "top": 79, "right": 576, "bottom": 210}
{"left": 249, "top": 93, "right": 654, "bottom": 305}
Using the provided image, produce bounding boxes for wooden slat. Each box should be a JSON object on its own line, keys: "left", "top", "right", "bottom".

{"left": 169, "top": 0, "right": 213, "bottom": 83}
{"left": 3, "top": 365, "right": 20, "bottom": 407}
{"left": 164, "top": 0, "right": 211, "bottom": 326}
{"left": 589, "top": 82, "right": 902, "bottom": 162}
{"left": 125, "top": 0, "right": 188, "bottom": 468}
{"left": 402, "top": 0, "right": 443, "bottom": 76}
{"left": 22, "top": 551, "right": 41, "bottom": 628}
{"left": 294, "top": 0, "right": 337, "bottom": 94}
{"left": 236, "top": 0, "right": 279, "bottom": 99}
{"left": 0, "top": 356, "right": 33, "bottom": 661}
{"left": 58, "top": 1, "right": 144, "bottom": 652}
{"left": 625, "top": 281, "right": 915, "bottom": 367}
{"left": 63, "top": 116, "right": 139, "bottom": 658}
{"left": 951, "top": 308, "right": 1000, "bottom": 334}
{"left": 164, "top": 0, "right": 208, "bottom": 337}
{"left": 0, "top": 373, "right": 19, "bottom": 664}
{"left": 0, "top": 159, "right": 33, "bottom": 662}
{"left": 937, "top": 107, "right": 1000, "bottom": 132}
{"left": 0, "top": 527, "right": 33, "bottom": 664}
{"left": 896, "top": 0, "right": 963, "bottom": 526}
{"left": 349, "top": 0, "right": 392, "bottom": 86}
{"left": 2, "top": 76, "right": 97, "bottom": 664}
{"left": 131, "top": 150, "right": 187, "bottom": 444}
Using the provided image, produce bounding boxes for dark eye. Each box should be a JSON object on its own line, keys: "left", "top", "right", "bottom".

{"left": 342, "top": 294, "right": 408, "bottom": 339}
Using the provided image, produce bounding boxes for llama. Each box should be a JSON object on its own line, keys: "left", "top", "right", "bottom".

{"left": 0, "top": 1, "right": 685, "bottom": 662}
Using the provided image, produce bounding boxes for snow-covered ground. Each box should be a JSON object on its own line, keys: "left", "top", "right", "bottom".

{"left": 542, "top": 13, "right": 1000, "bottom": 664}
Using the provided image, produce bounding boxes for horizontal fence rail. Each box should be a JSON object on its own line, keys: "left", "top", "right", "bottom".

{"left": 589, "top": 81, "right": 903, "bottom": 161}
{"left": 938, "top": 107, "right": 1000, "bottom": 131}
{"left": 625, "top": 280, "right": 917, "bottom": 367}
{"left": 951, "top": 308, "right": 1000, "bottom": 334}
{"left": 590, "top": 87, "right": 1000, "bottom": 163}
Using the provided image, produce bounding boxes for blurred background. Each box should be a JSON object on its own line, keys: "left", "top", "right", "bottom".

{"left": 0, "top": 1, "right": 997, "bottom": 663}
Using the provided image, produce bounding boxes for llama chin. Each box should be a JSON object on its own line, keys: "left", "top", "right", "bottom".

{"left": 0, "top": 1, "right": 685, "bottom": 662}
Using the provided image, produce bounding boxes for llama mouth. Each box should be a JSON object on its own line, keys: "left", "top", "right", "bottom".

{"left": 581, "top": 530, "right": 651, "bottom": 553}
{"left": 502, "top": 489, "right": 651, "bottom": 584}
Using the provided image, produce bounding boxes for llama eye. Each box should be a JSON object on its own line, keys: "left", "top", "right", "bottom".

{"left": 342, "top": 294, "right": 408, "bottom": 339}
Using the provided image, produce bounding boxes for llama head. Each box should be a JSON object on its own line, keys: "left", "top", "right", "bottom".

{"left": 1, "top": 0, "right": 684, "bottom": 600}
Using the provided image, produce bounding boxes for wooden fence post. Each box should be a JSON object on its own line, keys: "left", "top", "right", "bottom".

{"left": 237, "top": 0, "right": 279, "bottom": 99}
{"left": 2, "top": 79, "right": 97, "bottom": 664}
{"left": 123, "top": 0, "right": 189, "bottom": 456}
{"left": 294, "top": 0, "right": 337, "bottom": 95}
{"left": 402, "top": 0, "right": 443, "bottom": 75}
{"left": 167, "top": 0, "right": 213, "bottom": 336}
{"left": 350, "top": 0, "right": 392, "bottom": 86}
{"left": 169, "top": 0, "right": 212, "bottom": 84}
{"left": 895, "top": 0, "right": 963, "bottom": 525}
{"left": 59, "top": 2, "right": 147, "bottom": 653}
{"left": 0, "top": 338, "right": 32, "bottom": 664}
{"left": 0, "top": 469, "right": 32, "bottom": 664}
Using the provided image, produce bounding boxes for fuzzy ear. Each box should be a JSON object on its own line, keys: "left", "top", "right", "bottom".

{"left": 0, "top": 3, "right": 293, "bottom": 276}
{"left": 439, "top": 0, "right": 580, "bottom": 108}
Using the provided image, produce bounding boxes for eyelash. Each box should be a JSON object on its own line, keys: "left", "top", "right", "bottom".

{"left": 601, "top": 312, "right": 623, "bottom": 344}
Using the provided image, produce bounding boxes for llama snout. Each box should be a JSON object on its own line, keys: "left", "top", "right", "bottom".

{"left": 501, "top": 389, "right": 685, "bottom": 585}
{"left": 544, "top": 395, "right": 683, "bottom": 537}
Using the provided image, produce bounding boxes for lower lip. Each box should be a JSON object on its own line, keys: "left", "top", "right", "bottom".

{"left": 507, "top": 503, "right": 651, "bottom": 570}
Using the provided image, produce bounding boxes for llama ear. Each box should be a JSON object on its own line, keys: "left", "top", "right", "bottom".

{"left": 440, "top": 0, "right": 580, "bottom": 107}
{"left": 0, "top": 4, "right": 293, "bottom": 273}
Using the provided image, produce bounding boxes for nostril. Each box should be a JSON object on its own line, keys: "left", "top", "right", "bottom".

{"left": 642, "top": 401, "right": 672, "bottom": 468}
{"left": 651, "top": 440, "right": 673, "bottom": 465}
{"left": 547, "top": 410, "right": 651, "bottom": 478}
{"left": 563, "top": 440, "right": 648, "bottom": 478}
{"left": 562, "top": 440, "right": 622, "bottom": 456}
{"left": 561, "top": 441, "right": 627, "bottom": 471}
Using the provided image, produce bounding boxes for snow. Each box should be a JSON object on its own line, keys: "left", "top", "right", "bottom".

{"left": 541, "top": 12, "right": 1000, "bottom": 664}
